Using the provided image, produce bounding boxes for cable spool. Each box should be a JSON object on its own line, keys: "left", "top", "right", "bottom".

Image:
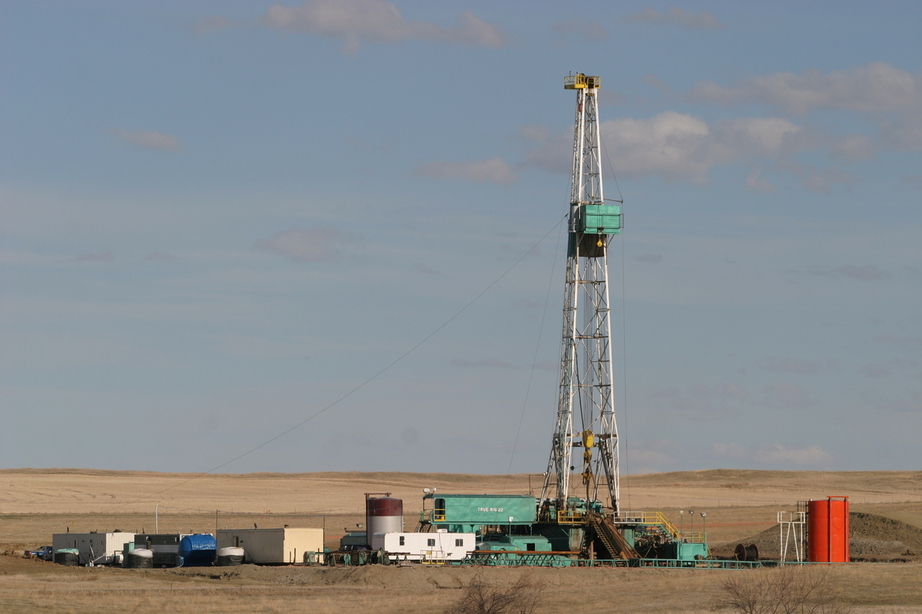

{"left": 734, "top": 543, "right": 760, "bottom": 561}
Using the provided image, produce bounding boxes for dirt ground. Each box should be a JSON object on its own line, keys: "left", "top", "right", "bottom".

{"left": 2, "top": 468, "right": 921, "bottom": 613}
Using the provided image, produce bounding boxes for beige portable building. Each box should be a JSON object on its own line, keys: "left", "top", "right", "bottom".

{"left": 216, "top": 528, "right": 323, "bottom": 564}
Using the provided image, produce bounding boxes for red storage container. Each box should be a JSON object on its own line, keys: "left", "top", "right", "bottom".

{"left": 808, "top": 496, "right": 849, "bottom": 563}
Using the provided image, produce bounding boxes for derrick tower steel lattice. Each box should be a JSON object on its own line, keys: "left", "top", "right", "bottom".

{"left": 541, "top": 74, "right": 623, "bottom": 515}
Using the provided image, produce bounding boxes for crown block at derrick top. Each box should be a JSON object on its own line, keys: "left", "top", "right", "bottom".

{"left": 564, "top": 74, "right": 600, "bottom": 90}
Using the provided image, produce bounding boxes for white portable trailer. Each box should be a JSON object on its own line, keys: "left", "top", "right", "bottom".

{"left": 52, "top": 531, "right": 136, "bottom": 566}
{"left": 216, "top": 528, "right": 323, "bottom": 564}
{"left": 372, "top": 530, "right": 475, "bottom": 563}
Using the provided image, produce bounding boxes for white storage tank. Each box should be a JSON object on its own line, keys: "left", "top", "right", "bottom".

{"left": 215, "top": 546, "right": 245, "bottom": 566}
{"left": 124, "top": 548, "right": 154, "bottom": 569}
{"left": 366, "top": 493, "right": 403, "bottom": 542}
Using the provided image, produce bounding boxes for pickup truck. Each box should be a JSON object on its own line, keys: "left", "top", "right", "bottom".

{"left": 29, "top": 546, "right": 53, "bottom": 561}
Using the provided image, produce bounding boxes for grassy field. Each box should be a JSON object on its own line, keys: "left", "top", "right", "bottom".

{"left": 1, "top": 469, "right": 921, "bottom": 613}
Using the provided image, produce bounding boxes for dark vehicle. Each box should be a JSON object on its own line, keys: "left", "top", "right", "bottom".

{"left": 29, "top": 546, "right": 53, "bottom": 561}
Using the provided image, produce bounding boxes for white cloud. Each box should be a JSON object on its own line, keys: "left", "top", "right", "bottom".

{"left": 642, "top": 74, "right": 672, "bottom": 96}
{"left": 714, "top": 117, "right": 802, "bottom": 157}
{"left": 625, "top": 7, "right": 723, "bottom": 30}
{"left": 193, "top": 15, "right": 233, "bottom": 35}
{"left": 796, "top": 167, "right": 859, "bottom": 193}
{"left": 754, "top": 443, "right": 834, "bottom": 467}
{"left": 262, "top": 0, "right": 505, "bottom": 53}
{"left": 688, "top": 62, "right": 921, "bottom": 115}
{"left": 542, "top": 64, "right": 917, "bottom": 188}
{"left": 254, "top": 227, "right": 345, "bottom": 262}
{"left": 525, "top": 112, "right": 816, "bottom": 186}
{"left": 111, "top": 129, "right": 182, "bottom": 152}
{"left": 688, "top": 63, "right": 922, "bottom": 154}
{"left": 745, "top": 170, "right": 775, "bottom": 193}
{"left": 881, "top": 107, "right": 922, "bottom": 151}
{"left": 832, "top": 135, "right": 877, "bottom": 161}
{"left": 803, "top": 175, "right": 831, "bottom": 193}
{"left": 551, "top": 17, "right": 608, "bottom": 41}
{"left": 414, "top": 156, "right": 517, "bottom": 186}
{"left": 601, "top": 112, "right": 716, "bottom": 183}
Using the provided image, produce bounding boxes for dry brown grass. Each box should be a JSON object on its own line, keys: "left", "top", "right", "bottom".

{"left": 5, "top": 469, "right": 920, "bottom": 516}
{"left": 4, "top": 563, "right": 919, "bottom": 614}
{"left": 1, "top": 469, "right": 922, "bottom": 613}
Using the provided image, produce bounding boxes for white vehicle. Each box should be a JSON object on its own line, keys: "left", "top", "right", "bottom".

{"left": 372, "top": 530, "right": 475, "bottom": 563}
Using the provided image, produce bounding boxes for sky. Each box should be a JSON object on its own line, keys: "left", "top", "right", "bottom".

{"left": 2, "top": 1, "right": 921, "bottom": 478}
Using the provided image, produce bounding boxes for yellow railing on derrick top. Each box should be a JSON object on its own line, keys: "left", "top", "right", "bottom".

{"left": 564, "top": 73, "right": 600, "bottom": 90}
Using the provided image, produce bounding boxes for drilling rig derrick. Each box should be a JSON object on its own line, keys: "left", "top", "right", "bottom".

{"left": 540, "top": 73, "right": 622, "bottom": 525}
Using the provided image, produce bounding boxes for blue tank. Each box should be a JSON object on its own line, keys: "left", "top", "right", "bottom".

{"left": 177, "top": 534, "right": 216, "bottom": 567}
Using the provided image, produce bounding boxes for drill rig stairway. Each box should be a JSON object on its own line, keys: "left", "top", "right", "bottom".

{"left": 588, "top": 513, "right": 640, "bottom": 560}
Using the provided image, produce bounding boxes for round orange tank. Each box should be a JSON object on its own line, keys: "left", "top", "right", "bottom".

{"left": 808, "top": 496, "right": 849, "bottom": 563}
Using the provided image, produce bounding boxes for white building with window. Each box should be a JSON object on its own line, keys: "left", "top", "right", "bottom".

{"left": 371, "top": 530, "right": 475, "bottom": 562}
{"left": 52, "top": 531, "right": 136, "bottom": 566}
